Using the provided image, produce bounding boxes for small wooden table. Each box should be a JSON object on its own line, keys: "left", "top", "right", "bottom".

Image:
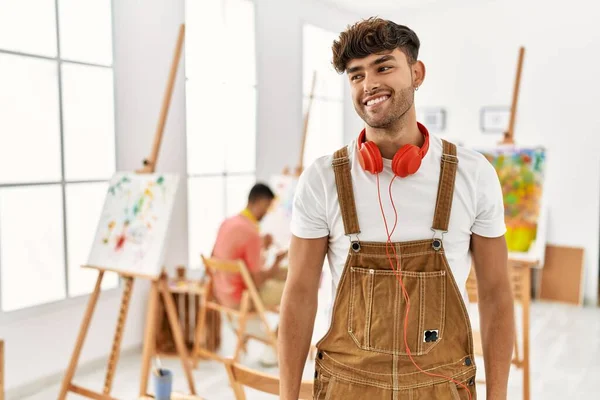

{"left": 139, "top": 393, "right": 204, "bottom": 400}
{"left": 156, "top": 271, "right": 221, "bottom": 359}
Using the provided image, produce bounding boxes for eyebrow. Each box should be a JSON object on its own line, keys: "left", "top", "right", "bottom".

{"left": 347, "top": 55, "right": 396, "bottom": 74}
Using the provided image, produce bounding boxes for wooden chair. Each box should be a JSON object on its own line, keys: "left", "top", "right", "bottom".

{"left": 466, "top": 261, "right": 531, "bottom": 400}
{"left": 224, "top": 358, "right": 313, "bottom": 400}
{"left": 193, "top": 256, "right": 279, "bottom": 365}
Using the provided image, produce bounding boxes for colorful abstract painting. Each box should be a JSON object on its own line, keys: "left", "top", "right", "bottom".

{"left": 87, "top": 172, "right": 179, "bottom": 277}
{"left": 478, "top": 147, "right": 546, "bottom": 253}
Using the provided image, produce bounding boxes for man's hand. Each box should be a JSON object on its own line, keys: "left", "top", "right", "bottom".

{"left": 275, "top": 249, "right": 289, "bottom": 264}
{"left": 250, "top": 243, "right": 287, "bottom": 289}
{"left": 266, "top": 249, "right": 288, "bottom": 278}
{"left": 279, "top": 235, "right": 328, "bottom": 400}
{"left": 471, "top": 233, "right": 514, "bottom": 400}
{"left": 262, "top": 234, "right": 274, "bottom": 250}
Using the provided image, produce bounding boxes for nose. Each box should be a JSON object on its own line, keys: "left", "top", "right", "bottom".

{"left": 363, "top": 74, "right": 380, "bottom": 94}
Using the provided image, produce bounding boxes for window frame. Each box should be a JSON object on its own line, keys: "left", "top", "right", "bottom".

{"left": 184, "top": 0, "right": 258, "bottom": 270}
{"left": 0, "top": 0, "right": 119, "bottom": 316}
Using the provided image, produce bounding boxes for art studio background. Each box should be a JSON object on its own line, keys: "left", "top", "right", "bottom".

{"left": 0, "top": 0, "right": 599, "bottom": 399}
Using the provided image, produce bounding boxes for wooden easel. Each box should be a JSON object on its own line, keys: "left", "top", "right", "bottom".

{"left": 488, "top": 46, "right": 532, "bottom": 399}
{"left": 58, "top": 24, "right": 196, "bottom": 400}
{"left": 500, "top": 47, "right": 525, "bottom": 145}
{"left": 467, "top": 261, "right": 531, "bottom": 400}
{"left": 502, "top": 46, "right": 531, "bottom": 400}
{"left": 282, "top": 71, "right": 317, "bottom": 177}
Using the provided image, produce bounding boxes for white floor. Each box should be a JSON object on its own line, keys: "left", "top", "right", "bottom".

{"left": 18, "top": 301, "right": 600, "bottom": 400}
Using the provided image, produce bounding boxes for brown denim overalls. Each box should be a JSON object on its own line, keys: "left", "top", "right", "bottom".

{"left": 313, "top": 140, "right": 477, "bottom": 399}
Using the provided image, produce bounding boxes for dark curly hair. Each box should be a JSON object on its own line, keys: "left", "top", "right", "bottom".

{"left": 332, "top": 17, "right": 421, "bottom": 73}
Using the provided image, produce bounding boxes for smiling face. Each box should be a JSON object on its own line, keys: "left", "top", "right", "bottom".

{"left": 347, "top": 49, "right": 422, "bottom": 129}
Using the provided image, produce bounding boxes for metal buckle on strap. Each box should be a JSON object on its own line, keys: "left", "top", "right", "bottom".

{"left": 346, "top": 233, "right": 361, "bottom": 252}
{"left": 430, "top": 228, "right": 446, "bottom": 251}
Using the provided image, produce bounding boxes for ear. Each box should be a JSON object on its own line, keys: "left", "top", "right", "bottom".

{"left": 412, "top": 60, "right": 426, "bottom": 89}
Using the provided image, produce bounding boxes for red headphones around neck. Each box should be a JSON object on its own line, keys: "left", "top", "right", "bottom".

{"left": 356, "top": 122, "right": 430, "bottom": 178}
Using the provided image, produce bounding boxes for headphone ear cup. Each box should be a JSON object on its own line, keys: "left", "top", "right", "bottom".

{"left": 358, "top": 141, "right": 383, "bottom": 174}
{"left": 363, "top": 141, "right": 383, "bottom": 174}
{"left": 392, "top": 145, "right": 422, "bottom": 177}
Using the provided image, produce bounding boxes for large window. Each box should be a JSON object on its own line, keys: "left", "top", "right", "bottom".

{"left": 302, "top": 25, "right": 344, "bottom": 168}
{"left": 0, "top": 0, "right": 117, "bottom": 312}
{"left": 185, "top": 0, "right": 257, "bottom": 269}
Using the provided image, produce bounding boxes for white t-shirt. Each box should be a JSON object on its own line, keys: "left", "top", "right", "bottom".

{"left": 290, "top": 134, "right": 506, "bottom": 301}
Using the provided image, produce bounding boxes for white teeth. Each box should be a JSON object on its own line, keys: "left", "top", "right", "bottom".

{"left": 366, "top": 95, "right": 389, "bottom": 106}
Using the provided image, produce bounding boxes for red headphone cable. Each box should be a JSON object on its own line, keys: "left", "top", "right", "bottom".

{"left": 375, "top": 173, "right": 473, "bottom": 400}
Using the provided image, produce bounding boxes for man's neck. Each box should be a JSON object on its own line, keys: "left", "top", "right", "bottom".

{"left": 241, "top": 206, "right": 259, "bottom": 225}
{"left": 365, "top": 110, "right": 423, "bottom": 160}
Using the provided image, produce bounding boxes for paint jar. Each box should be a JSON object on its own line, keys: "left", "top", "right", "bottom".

{"left": 153, "top": 368, "right": 173, "bottom": 400}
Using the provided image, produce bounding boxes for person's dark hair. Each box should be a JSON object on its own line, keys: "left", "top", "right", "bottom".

{"left": 332, "top": 17, "right": 420, "bottom": 73}
{"left": 248, "top": 183, "right": 275, "bottom": 203}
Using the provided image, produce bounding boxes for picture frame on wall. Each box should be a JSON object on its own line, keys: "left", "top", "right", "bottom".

{"left": 480, "top": 106, "right": 511, "bottom": 133}
{"left": 417, "top": 107, "right": 446, "bottom": 132}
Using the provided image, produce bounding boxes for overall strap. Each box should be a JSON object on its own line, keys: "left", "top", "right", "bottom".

{"left": 332, "top": 146, "right": 361, "bottom": 236}
{"left": 432, "top": 140, "right": 459, "bottom": 232}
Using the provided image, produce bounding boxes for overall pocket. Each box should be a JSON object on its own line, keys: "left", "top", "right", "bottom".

{"left": 347, "top": 266, "right": 446, "bottom": 355}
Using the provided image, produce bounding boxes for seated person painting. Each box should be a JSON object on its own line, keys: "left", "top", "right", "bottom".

{"left": 211, "top": 183, "right": 288, "bottom": 311}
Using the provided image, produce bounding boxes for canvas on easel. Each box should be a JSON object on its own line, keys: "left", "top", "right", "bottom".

{"left": 87, "top": 172, "right": 179, "bottom": 278}
{"left": 477, "top": 146, "right": 547, "bottom": 258}
{"left": 58, "top": 24, "right": 196, "bottom": 400}
{"left": 260, "top": 174, "right": 298, "bottom": 248}
{"left": 476, "top": 47, "right": 548, "bottom": 266}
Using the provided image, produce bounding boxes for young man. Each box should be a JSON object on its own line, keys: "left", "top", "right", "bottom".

{"left": 279, "top": 18, "right": 515, "bottom": 399}
{"left": 211, "top": 183, "right": 288, "bottom": 311}
{"left": 211, "top": 184, "right": 288, "bottom": 367}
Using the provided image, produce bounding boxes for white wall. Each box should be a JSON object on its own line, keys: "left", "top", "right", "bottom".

{"left": 255, "top": 0, "right": 361, "bottom": 179}
{"left": 1, "top": 0, "right": 188, "bottom": 395}
{"left": 2, "top": 0, "right": 363, "bottom": 394}
{"left": 387, "top": 0, "right": 600, "bottom": 304}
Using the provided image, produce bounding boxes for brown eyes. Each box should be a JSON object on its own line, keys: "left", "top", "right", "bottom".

{"left": 350, "top": 67, "right": 393, "bottom": 82}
